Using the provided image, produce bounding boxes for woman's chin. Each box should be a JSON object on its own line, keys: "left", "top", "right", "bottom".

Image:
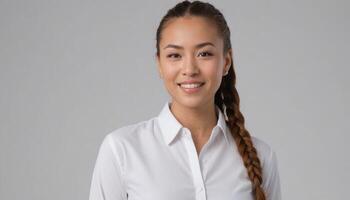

{"left": 172, "top": 97, "right": 211, "bottom": 109}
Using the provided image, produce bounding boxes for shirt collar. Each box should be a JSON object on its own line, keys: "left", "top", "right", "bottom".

{"left": 157, "top": 100, "right": 230, "bottom": 145}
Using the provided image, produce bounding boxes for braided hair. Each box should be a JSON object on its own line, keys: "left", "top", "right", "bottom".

{"left": 155, "top": 1, "right": 266, "bottom": 199}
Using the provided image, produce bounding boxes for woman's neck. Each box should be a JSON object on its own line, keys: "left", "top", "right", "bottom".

{"left": 169, "top": 100, "right": 218, "bottom": 139}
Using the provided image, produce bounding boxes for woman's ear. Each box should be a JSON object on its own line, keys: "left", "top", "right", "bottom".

{"left": 223, "top": 49, "right": 232, "bottom": 75}
{"left": 156, "top": 53, "right": 163, "bottom": 79}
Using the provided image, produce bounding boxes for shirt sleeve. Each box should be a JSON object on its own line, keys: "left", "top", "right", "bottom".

{"left": 89, "top": 134, "right": 128, "bottom": 200}
{"left": 262, "top": 149, "right": 282, "bottom": 200}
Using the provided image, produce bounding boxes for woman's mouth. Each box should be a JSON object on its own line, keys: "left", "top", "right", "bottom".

{"left": 177, "top": 82, "right": 205, "bottom": 94}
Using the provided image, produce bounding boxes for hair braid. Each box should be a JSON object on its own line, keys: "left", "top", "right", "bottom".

{"left": 156, "top": 1, "right": 267, "bottom": 199}
{"left": 216, "top": 61, "right": 266, "bottom": 200}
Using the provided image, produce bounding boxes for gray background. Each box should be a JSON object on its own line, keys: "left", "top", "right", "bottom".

{"left": 0, "top": 0, "right": 348, "bottom": 199}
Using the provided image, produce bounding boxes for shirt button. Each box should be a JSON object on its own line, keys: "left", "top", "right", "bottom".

{"left": 183, "top": 130, "right": 190, "bottom": 138}
{"left": 197, "top": 186, "right": 203, "bottom": 192}
{"left": 181, "top": 131, "right": 187, "bottom": 138}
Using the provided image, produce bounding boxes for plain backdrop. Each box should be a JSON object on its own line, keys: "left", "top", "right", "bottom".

{"left": 0, "top": 0, "right": 348, "bottom": 199}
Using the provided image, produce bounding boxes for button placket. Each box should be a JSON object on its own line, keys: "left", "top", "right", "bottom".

{"left": 182, "top": 128, "right": 207, "bottom": 200}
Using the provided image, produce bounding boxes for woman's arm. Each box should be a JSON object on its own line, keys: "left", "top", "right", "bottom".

{"left": 89, "top": 134, "right": 127, "bottom": 200}
{"left": 263, "top": 149, "right": 282, "bottom": 200}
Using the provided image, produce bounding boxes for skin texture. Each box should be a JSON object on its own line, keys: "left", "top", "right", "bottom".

{"left": 156, "top": 16, "right": 232, "bottom": 155}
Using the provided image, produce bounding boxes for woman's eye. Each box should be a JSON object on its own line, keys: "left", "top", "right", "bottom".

{"left": 167, "top": 53, "right": 181, "bottom": 59}
{"left": 166, "top": 52, "right": 212, "bottom": 59}
{"left": 198, "top": 51, "right": 213, "bottom": 57}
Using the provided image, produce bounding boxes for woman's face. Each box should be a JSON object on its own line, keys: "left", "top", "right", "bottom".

{"left": 156, "top": 16, "right": 232, "bottom": 109}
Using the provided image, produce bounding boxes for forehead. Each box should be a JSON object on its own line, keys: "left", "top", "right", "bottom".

{"left": 160, "top": 16, "right": 222, "bottom": 49}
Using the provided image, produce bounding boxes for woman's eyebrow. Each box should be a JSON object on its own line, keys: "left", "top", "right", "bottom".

{"left": 163, "top": 42, "right": 215, "bottom": 50}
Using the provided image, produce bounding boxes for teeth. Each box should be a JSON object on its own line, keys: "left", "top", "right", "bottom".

{"left": 180, "top": 83, "right": 203, "bottom": 89}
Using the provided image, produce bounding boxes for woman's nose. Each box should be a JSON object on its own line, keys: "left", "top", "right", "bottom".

{"left": 182, "top": 55, "right": 199, "bottom": 76}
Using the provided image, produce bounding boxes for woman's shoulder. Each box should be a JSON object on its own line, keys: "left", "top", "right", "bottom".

{"left": 250, "top": 135, "right": 282, "bottom": 199}
{"left": 250, "top": 135, "right": 277, "bottom": 168}
{"left": 104, "top": 117, "right": 158, "bottom": 145}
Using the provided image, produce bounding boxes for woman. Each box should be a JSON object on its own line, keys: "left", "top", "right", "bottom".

{"left": 89, "top": 1, "right": 282, "bottom": 200}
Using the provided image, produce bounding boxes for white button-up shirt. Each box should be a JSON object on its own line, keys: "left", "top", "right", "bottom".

{"left": 89, "top": 101, "right": 282, "bottom": 200}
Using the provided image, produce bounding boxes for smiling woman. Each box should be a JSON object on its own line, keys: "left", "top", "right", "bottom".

{"left": 156, "top": 15, "right": 231, "bottom": 113}
{"left": 89, "top": 1, "right": 282, "bottom": 200}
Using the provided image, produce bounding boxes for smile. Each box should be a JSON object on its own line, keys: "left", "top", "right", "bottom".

{"left": 177, "top": 83, "right": 205, "bottom": 94}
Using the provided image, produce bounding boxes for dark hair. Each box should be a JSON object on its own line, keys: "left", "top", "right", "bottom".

{"left": 155, "top": 1, "right": 266, "bottom": 199}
